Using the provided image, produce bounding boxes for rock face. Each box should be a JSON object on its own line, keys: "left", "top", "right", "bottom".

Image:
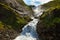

{"left": 37, "top": 0, "right": 60, "bottom": 40}
{"left": 0, "top": 0, "right": 33, "bottom": 40}
{"left": 0, "top": 0, "right": 33, "bottom": 16}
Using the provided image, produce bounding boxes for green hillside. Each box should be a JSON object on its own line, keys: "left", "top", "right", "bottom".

{"left": 0, "top": 0, "right": 32, "bottom": 40}
{"left": 37, "top": 0, "right": 60, "bottom": 40}
{"left": 0, "top": 3, "right": 31, "bottom": 31}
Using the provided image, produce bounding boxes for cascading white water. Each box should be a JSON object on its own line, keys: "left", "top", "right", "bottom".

{"left": 14, "top": 18, "right": 39, "bottom": 40}
{"left": 14, "top": 0, "right": 52, "bottom": 40}
{"left": 14, "top": 6, "right": 43, "bottom": 40}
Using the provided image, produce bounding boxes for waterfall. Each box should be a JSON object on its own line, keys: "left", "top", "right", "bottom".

{"left": 14, "top": 6, "right": 43, "bottom": 40}
{"left": 14, "top": 0, "right": 52, "bottom": 39}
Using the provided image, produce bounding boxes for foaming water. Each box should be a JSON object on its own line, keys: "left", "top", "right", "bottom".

{"left": 14, "top": 0, "right": 52, "bottom": 39}
{"left": 14, "top": 6, "right": 43, "bottom": 40}
{"left": 14, "top": 18, "right": 39, "bottom": 40}
{"left": 32, "top": 6, "right": 44, "bottom": 17}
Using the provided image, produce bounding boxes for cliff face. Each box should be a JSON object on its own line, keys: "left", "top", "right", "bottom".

{"left": 0, "top": 0, "right": 33, "bottom": 40}
{"left": 37, "top": 0, "right": 60, "bottom": 40}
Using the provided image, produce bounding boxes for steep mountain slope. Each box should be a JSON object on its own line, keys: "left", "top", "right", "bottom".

{"left": 37, "top": 0, "right": 60, "bottom": 40}
{"left": 0, "top": 0, "right": 33, "bottom": 14}
{"left": 0, "top": 0, "right": 33, "bottom": 40}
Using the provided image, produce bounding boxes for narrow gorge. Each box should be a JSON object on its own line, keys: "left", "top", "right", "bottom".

{"left": 14, "top": 6, "right": 44, "bottom": 40}
{"left": 0, "top": 0, "right": 60, "bottom": 40}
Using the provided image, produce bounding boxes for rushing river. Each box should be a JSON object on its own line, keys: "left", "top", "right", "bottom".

{"left": 14, "top": 6, "right": 43, "bottom": 40}
{"left": 14, "top": 0, "right": 52, "bottom": 40}
{"left": 14, "top": 0, "right": 51, "bottom": 40}
{"left": 14, "top": 18, "right": 39, "bottom": 40}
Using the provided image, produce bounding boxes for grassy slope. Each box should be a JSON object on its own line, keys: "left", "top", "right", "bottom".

{"left": 37, "top": 0, "right": 60, "bottom": 40}
{"left": 40, "top": 0, "right": 60, "bottom": 26}
{"left": 0, "top": 0, "right": 32, "bottom": 40}
{"left": 0, "top": 1, "right": 31, "bottom": 31}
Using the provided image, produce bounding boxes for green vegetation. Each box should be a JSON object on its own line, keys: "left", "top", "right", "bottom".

{"left": 0, "top": 3, "right": 31, "bottom": 31}
{"left": 0, "top": 0, "right": 33, "bottom": 40}
{"left": 40, "top": 0, "right": 60, "bottom": 27}
{"left": 37, "top": 0, "right": 60, "bottom": 40}
{"left": 0, "top": 0, "right": 33, "bottom": 15}
{"left": 42, "top": 0, "right": 60, "bottom": 11}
